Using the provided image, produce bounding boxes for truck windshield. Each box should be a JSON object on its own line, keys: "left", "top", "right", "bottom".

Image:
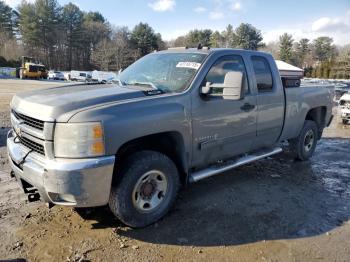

{"left": 119, "top": 52, "right": 207, "bottom": 93}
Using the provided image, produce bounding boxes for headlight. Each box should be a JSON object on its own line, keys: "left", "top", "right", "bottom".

{"left": 54, "top": 122, "right": 105, "bottom": 158}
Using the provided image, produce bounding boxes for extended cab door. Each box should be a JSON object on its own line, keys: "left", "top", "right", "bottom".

{"left": 249, "top": 55, "right": 284, "bottom": 149}
{"left": 191, "top": 54, "right": 257, "bottom": 168}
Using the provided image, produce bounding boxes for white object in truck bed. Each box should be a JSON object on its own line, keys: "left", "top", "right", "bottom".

{"left": 275, "top": 60, "right": 304, "bottom": 78}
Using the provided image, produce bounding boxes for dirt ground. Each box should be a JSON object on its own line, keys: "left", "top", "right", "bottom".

{"left": 0, "top": 79, "right": 350, "bottom": 262}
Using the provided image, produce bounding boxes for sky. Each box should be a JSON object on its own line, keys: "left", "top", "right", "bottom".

{"left": 4, "top": 0, "right": 350, "bottom": 45}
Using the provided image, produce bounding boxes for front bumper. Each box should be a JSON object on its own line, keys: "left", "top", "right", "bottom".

{"left": 7, "top": 129, "right": 115, "bottom": 207}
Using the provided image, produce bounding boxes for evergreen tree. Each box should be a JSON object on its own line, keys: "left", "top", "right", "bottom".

{"left": 130, "top": 22, "right": 158, "bottom": 57}
{"left": 62, "top": 3, "right": 83, "bottom": 70}
{"left": 184, "top": 29, "right": 212, "bottom": 47}
{"left": 279, "top": 33, "right": 294, "bottom": 63}
{"left": 312, "top": 36, "right": 335, "bottom": 62}
{"left": 0, "top": 1, "right": 17, "bottom": 37}
{"left": 222, "top": 24, "right": 235, "bottom": 47}
{"left": 210, "top": 31, "right": 224, "bottom": 48}
{"left": 234, "top": 23, "right": 264, "bottom": 50}
{"left": 295, "top": 38, "right": 310, "bottom": 67}
{"left": 81, "top": 11, "right": 110, "bottom": 69}
{"left": 17, "top": 2, "right": 40, "bottom": 48}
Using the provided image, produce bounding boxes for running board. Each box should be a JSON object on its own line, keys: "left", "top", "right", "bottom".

{"left": 189, "top": 147, "right": 283, "bottom": 183}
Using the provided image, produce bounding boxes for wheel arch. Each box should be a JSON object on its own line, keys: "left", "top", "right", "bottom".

{"left": 305, "top": 106, "right": 327, "bottom": 138}
{"left": 113, "top": 131, "right": 189, "bottom": 185}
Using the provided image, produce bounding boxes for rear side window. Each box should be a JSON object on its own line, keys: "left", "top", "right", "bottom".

{"left": 251, "top": 56, "right": 273, "bottom": 92}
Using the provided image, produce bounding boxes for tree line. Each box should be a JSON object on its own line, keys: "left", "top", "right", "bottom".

{"left": 267, "top": 33, "right": 350, "bottom": 79}
{"left": 0, "top": 0, "right": 164, "bottom": 71}
{"left": 0, "top": 0, "right": 349, "bottom": 79}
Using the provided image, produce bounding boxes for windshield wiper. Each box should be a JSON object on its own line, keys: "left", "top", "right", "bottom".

{"left": 124, "top": 81, "right": 165, "bottom": 95}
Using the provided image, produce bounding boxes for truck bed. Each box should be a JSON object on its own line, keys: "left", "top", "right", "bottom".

{"left": 279, "top": 85, "right": 333, "bottom": 141}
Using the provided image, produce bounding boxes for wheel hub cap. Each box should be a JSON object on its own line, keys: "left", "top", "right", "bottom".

{"left": 304, "top": 130, "right": 314, "bottom": 152}
{"left": 140, "top": 181, "right": 156, "bottom": 198}
{"left": 132, "top": 170, "right": 168, "bottom": 213}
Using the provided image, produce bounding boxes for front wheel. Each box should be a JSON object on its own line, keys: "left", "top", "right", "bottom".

{"left": 342, "top": 119, "right": 348, "bottom": 125}
{"left": 289, "top": 120, "right": 318, "bottom": 161}
{"left": 109, "top": 151, "right": 180, "bottom": 228}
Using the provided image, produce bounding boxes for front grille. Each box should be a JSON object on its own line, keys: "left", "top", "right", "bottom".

{"left": 12, "top": 110, "right": 44, "bottom": 130}
{"left": 20, "top": 136, "right": 45, "bottom": 155}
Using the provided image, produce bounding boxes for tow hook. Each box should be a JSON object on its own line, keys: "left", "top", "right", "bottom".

{"left": 28, "top": 193, "right": 40, "bottom": 202}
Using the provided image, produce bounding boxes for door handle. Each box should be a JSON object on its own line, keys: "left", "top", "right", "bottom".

{"left": 240, "top": 103, "right": 255, "bottom": 112}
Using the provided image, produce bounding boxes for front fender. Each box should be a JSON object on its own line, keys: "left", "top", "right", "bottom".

{"left": 68, "top": 94, "right": 192, "bottom": 158}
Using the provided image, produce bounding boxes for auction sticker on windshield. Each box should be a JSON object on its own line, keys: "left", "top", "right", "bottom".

{"left": 176, "top": 62, "right": 201, "bottom": 70}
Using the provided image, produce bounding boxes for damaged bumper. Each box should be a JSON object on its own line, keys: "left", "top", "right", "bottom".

{"left": 7, "top": 129, "right": 115, "bottom": 207}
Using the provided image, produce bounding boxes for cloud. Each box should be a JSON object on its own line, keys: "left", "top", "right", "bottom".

{"left": 208, "top": 0, "right": 241, "bottom": 20}
{"left": 312, "top": 16, "right": 350, "bottom": 34}
{"left": 194, "top": 6, "right": 207, "bottom": 13}
{"left": 148, "top": 0, "right": 175, "bottom": 12}
{"left": 261, "top": 10, "right": 350, "bottom": 45}
{"left": 209, "top": 11, "right": 224, "bottom": 20}
{"left": 230, "top": 2, "right": 241, "bottom": 11}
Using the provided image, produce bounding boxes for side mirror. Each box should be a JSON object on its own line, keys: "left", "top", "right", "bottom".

{"left": 200, "top": 72, "right": 244, "bottom": 100}
{"left": 222, "top": 71, "right": 243, "bottom": 100}
{"left": 200, "top": 81, "right": 212, "bottom": 95}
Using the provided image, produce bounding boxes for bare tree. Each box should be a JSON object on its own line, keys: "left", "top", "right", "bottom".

{"left": 91, "top": 38, "right": 115, "bottom": 71}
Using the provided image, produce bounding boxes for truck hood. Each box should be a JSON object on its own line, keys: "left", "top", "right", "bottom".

{"left": 11, "top": 84, "right": 146, "bottom": 122}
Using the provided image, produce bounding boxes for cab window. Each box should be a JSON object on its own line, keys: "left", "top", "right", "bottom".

{"left": 204, "top": 55, "right": 249, "bottom": 96}
{"left": 251, "top": 56, "right": 273, "bottom": 92}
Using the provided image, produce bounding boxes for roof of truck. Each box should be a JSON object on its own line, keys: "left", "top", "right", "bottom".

{"left": 159, "top": 47, "right": 270, "bottom": 56}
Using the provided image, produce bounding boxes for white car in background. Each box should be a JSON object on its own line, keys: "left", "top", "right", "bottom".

{"left": 339, "top": 93, "right": 350, "bottom": 124}
{"left": 48, "top": 71, "right": 65, "bottom": 80}
{"left": 63, "top": 71, "right": 71, "bottom": 81}
{"left": 70, "top": 71, "right": 92, "bottom": 82}
{"left": 91, "top": 70, "right": 117, "bottom": 83}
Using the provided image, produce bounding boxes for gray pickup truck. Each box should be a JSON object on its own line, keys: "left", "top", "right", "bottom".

{"left": 7, "top": 48, "right": 333, "bottom": 227}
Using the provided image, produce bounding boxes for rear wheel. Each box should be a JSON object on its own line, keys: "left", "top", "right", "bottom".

{"left": 109, "top": 150, "right": 180, "bottom": 228}
{"left": 342, "top": 119, "right": 348, "bottom": 125}
{"left": 289, "top": 120, "right": 318, "bottom": 161}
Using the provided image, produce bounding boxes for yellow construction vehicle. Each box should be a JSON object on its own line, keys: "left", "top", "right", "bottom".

{"left": 19, "top": 56, "right": 48, "bottom": 79}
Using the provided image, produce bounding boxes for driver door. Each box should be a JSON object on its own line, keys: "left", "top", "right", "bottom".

{"left": 191, "top": 55, "right": 257, "bottom": 168}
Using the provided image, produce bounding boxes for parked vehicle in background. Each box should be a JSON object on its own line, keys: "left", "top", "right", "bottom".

{"left": 70, "top": 71, "right": 92, "bottom": 82}
{"left": 38, "top": 66, "right": 48, "bottom": 79}
{"left": 19, "top": 56, "right": 47, "bottom": 80}
{"left": 63, "top": 72, "right": 71, "bottom": 81}
{"left": 339, "top": 93, "right": 350, "bottom": 124}
{"left": 91, "top": 70, "right": 117, "bottom": 83}
{"left": 48, "top": 71, "right": 65, "bottom": 80}
{"left": 7, "top": 48, "right": 333, "bottom": 228}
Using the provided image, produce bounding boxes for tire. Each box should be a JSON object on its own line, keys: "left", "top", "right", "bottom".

{"left": 342, "top": 119, "right": 348, "bottom": 125}
{"left": 109, "top": 150, "right": 180, "bottom": 228}
{"left": 289, "top": 120, "right": 318, "bottom": 161}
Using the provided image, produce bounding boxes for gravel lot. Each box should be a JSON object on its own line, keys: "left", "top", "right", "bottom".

{"left": 0, "top": 79, "right": 350, "bottom": 262}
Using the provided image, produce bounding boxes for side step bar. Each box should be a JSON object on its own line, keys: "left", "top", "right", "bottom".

{"left": 189, "top": 147, "right": 283, "bottom": 183}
